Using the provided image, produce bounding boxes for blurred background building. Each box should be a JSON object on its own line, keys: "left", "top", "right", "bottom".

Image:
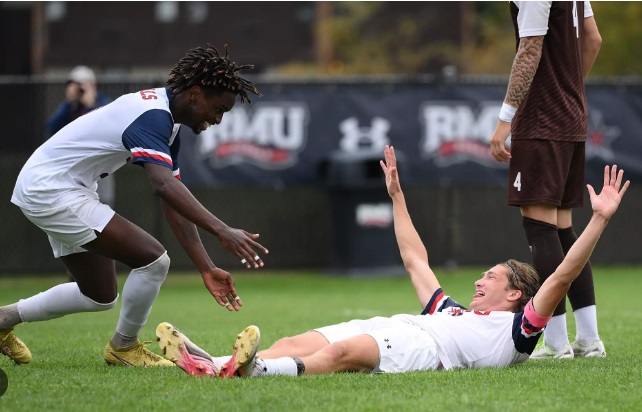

{"left": 3, "top": 2, "right": 641, "bottom": 77}
{"left": 1, "top": 1, "right": 641, "bottom": 274}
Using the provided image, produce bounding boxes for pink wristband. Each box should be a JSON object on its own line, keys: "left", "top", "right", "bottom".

{"left": 524, "top": 299, "right": 551, "bottom": 328}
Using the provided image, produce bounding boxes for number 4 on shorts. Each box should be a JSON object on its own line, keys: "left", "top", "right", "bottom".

{"left": 513, "top": 172, "right": 522, "bottom": 192}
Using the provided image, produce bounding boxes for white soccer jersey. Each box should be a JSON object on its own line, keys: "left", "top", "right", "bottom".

{"left": 394, "top": 288, "right": 545, "bottom": 370}
{"left": 512, "top": 1, "right": 594, "bottom": 38}
{"left": 12, "top": 87, "right": 181, "bottom": 210}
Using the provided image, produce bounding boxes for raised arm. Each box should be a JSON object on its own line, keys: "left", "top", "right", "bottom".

{"left": 532, "top": 165, "right": 629, "bottom": 317}
{"left": 380, "top": 145, "right": 440, "bottom": 308}
{"left": 161, "top": 201, "right": 242, "bottom": 311}
{"left": 144, "top": 162, "right": 267, "bottom": 268}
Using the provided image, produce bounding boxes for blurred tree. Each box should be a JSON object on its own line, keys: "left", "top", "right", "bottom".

{"left": 276, "top": 1, "right": 642, "bottom": 77}
{"left": 468, "top": 1, "right": 642, "bottom": 76}
{"left": 278, "top": 2, "right": 464, "bottom": 75}
{"left": 589, "top": 2, "right": 642, "bottom": 75}
{"left": 467, "top": 2, "right": 516, "bottom": 75}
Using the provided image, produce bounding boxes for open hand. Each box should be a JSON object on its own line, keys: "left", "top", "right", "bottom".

{"left": 380, "top": 145, "right": 401, "bottom": 197}
{"left": 218, "top": 227, "right": 268, "bottom": 269}
{"left": 587, "top": 165, "right": 630, "bottom": 221}
{"left": 202, "top": 268, "right": 243, "bottom": 311}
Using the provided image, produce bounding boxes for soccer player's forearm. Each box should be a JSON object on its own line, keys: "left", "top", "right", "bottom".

{"left": 556, "top": 214, "right": 608, "bottom": 284}
{"left": 533, "top": 213, "right": 608, "bottom": 316}
{"left": 153, "top": 176, "right": 228, "bottom": 237}
{"left": 391, "top": 193, "right": 429, "bottom": 267}
{"left": 505, "top": 36, "right": 544, "bottom": 108}
{"left": 162, "top": 201, "right": 216, "bottom": 273}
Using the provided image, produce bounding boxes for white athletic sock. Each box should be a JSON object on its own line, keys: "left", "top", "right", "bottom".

{"left": 263, "top": 357, "right": 298, "bottom": 376}
{"left": 0, "top": 304, "right": 22, "bottom": 329}
{"left": 212, "top": 355, "right": 231, "bottom": 369}
{"left": 574, "top": 305, "right": 599, "bottom": 346}
{"left": 543, "top": 314, "right": 570, "bottom": 350}
{"left": 115, "top": 252, "right": 170, "bottom": 338}
{"left": 16, "top": 283, "right": 117, "bottom": 323}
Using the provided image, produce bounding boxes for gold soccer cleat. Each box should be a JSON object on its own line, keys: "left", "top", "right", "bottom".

{"left": 104, "top": 340, "right": 174, "bottom": 367}
{"left": 218, "top": 325, "right": 261, "bottom": 378}
{"left": 156, "top": 322, "right": 218, "bottom": 377}
{"left": 0, "top": 329, "right": 32, "bottom": 364}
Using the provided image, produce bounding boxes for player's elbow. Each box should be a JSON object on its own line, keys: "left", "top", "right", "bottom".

{"left": 584, "top": 19, "right": 602, "bottom": 53}
{"left": 587, "top": 32, "right": 602, "bottom": 54}
{"left": 401, "top": 253, "right": 427, "bottom": 273}
{"left": 151, "top": 176, "right": 175, "bottom": 200}
{"left": 551, "top": 275, "right": 572, "bottom": 291}
{"left": 549, "top": 268, "right": 576, "bottom": 291}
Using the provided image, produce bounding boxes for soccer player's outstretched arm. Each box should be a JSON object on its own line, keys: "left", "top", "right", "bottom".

{"left": 144, "top": 162, "right": 268, "bottom": 268}
{"left": 380, "top": 145, "right": 441, "bottom": 308}
{"left": 161, "top": 201, "right": 242, "bottom": 311}
{"left": 532, "top": 165, "right": 629, "bottom": 317}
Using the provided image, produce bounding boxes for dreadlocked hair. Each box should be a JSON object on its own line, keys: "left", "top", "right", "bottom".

{"left": 167, "top": 44, "right": 261, "bottom": 104}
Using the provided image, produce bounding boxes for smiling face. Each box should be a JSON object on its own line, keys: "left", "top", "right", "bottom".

{"left": 183, "top": 86, "right": 236, "bottom": 134}
{"left": 470, "top": 264, "right": 522, "bottom": 312}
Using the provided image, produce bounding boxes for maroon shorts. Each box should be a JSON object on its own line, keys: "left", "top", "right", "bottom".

{"left": 508, "top": 140, "right": 585, "bottom": 208}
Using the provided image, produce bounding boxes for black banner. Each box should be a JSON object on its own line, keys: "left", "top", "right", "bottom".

{"left": 178, "top": 82, "right": 642, "bottom": 187}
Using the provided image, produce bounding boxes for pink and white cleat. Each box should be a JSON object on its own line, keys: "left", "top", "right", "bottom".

{"left": 156, "top": 322, "right": 218, "bottom": 377}
{"left": 218, "top": 325, "right": 261, "bottom": 378}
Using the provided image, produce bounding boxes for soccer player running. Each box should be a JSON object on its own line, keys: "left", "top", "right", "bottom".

{"left": 0, "top": 44, "right": 268, "bottom": 367}
{"left": 489, "top": 2, "right": 605, "bottom": 358}
{"left": 156, "top": 146, "right": 629, "bottom": 378}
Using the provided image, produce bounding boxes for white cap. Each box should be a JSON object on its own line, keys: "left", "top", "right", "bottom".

{"left": 68, "top": 65, "right": 96, "bottom": 83}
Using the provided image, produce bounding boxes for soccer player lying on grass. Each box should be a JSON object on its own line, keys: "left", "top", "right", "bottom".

{"left": 156, "top": 147, "right": 629, "bottom": 377}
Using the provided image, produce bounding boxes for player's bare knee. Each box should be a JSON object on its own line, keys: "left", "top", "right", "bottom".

{"left": 271, "top": 336, "right": 296, "bottom": 351}
{"left": 324, "top": 341, "right": 351, "bottom": 363}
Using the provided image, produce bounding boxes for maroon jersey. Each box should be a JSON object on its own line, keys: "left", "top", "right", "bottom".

{"left": 510, "top": 1, "right": 588, "bottom": 142}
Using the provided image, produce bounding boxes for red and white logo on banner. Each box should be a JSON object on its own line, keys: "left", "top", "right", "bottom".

{"left": 196, "top": 102, "right": 310, "bottom": 170}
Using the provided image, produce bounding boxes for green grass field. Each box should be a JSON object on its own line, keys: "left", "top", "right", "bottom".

{"left": 0, "top": 267, "right": 640, "bottom": 411}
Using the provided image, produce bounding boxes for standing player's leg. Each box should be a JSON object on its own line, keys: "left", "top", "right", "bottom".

{"left": 509, "top": 140, "right": 573, "bottom": 358}
{"left": 557, "top": 144, "right": 605, "bottom": 357}
{"left": 522, "top": 205, "right": 572, "bottom": 358}
{"left": 81, "top": 213, "right": 174, "bottom": 366}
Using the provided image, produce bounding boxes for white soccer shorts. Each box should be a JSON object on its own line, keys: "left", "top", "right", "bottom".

{"left": 314, "top": 316, "right": 440, "bottom": 373}
{"left": 19, "top": 189, "right": 115, "bottom": 258}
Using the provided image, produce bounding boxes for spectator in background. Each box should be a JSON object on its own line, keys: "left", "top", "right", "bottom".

{"left": 47, "top": 66, "right": 115, "bottom": 206}
{"left": 489, "top": 2, "right": 604, "bottom": 358}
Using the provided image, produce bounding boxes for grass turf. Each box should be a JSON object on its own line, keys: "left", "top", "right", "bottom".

{"left": 0, "top": 267, "right": 640, "bottom": 411}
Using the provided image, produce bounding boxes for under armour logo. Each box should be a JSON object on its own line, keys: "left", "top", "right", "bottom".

{"left": 339, "top": 117, "right": 390, "bottom": 153}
